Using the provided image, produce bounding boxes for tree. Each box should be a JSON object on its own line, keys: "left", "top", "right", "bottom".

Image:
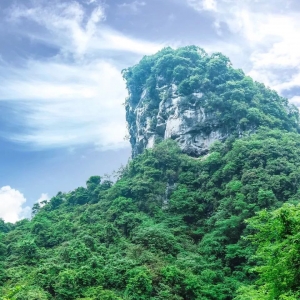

{"left": 236, "top": 204, "right": 300, "bottom": 299}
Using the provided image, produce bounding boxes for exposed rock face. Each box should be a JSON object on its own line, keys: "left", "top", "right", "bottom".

{"left": 127, "top": 83, "right": 228, "bottom": 157}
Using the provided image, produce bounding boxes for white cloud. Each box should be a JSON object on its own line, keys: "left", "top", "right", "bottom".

{"left": 0, "top": 1, "right": 163, "bottom": 150}
{"left": 9, "top": 2, "right": 105, "bottom": 57}
{"left": 0, "top": 186, "right": 30, "bottom": 223}
{"left": 0, "top": 60, "right": 129, "bottom": 149}
{"left": 290, "top": 96, "right": 300, "bottom": 106}
{"left": 186, "top": 0, "right": 300, "bottom": 100}
{"left": 86, "top": 0, "right": 98, "bottom": 5}
{"left": 37, "top": 193, "right": 49, "bottom": 207}
{"left": 119, "top": 1, "right": 146, "bottom": 14}
{"left": 9, "top": 2, "right": 161, "bottom": 57}
{"left": 187, "top": 0, "right": 217, "bottom": 11}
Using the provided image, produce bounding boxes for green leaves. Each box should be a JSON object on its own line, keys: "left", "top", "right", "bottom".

{"left": 3, "top": 128, "right": 300, "bottom": 299}
{"left": 132, "top": 224, "right": 180, "bottom": 256}
{"left": 236, "top": 204, "right": 300, "bottom": 299}
{"left": 125, "top": 267, "right": 153, "bottom": 299}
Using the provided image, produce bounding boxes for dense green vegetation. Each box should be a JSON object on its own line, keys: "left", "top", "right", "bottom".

{"left": 2, "top": 129, "right": 300, "bottom": 299}
{"left": 123, "top": 46, "right": 299, "bottom": 151}
{"left": 235, "top": 203, "right": 300, "bottom": 299}
{"left": 2, "top": 46, "right": 300, "bottom": 299}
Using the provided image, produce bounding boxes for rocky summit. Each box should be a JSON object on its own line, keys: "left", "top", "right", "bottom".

{"left": 123, "top": 46, "right": 299, "bottom": 157}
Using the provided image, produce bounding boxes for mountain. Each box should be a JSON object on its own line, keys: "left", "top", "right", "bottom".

{"left": 123, "top": 46, "right": 299, "bottom": 157}
{"left": 2, "top": 47, "right": 300, "bottom": 300}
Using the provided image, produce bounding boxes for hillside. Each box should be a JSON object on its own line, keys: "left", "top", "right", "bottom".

{"left": 2, "top": 47, "right": 300, "bottom": 300}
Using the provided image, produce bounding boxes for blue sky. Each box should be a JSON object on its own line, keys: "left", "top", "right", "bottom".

{"left": 1, "top": 0, "right": 300, "bottom": 222}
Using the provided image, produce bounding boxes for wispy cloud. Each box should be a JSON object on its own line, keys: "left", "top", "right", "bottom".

{"left": 118, "top": 1, "right": 146, "bottom": 14}
{"left": 187, "top": 0, "right": 217, "bottom": 12}
{"left": 9, "top": 2, "right": 105, "bottom": 57}
{"left": 0, "top": 59, "right": 129, "bottom": 149}
{"left": 8, "top": 1, "right": 160, "bottom": 57}
{"left": 0, "top": 1, "right": 163, "bottom": 150}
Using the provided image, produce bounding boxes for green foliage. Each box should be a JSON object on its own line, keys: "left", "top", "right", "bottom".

{"left": 125, "top": 267, "right": 153, "bottom": 299}
{"left": 236, "top": 204, "right": 300, "bottom": 299}
{"left": 1, "top": 285, "right": 50, "bottom": 300}
{"left": 132, "top": 224, "right": 180, "bottom": 255}
{"left": 2, "top": 129, "right": 300, "bottom": 299}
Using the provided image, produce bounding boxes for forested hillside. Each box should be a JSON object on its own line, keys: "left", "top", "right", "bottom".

{"left": 2, "top": 47, "right": 300, "bottom": 300}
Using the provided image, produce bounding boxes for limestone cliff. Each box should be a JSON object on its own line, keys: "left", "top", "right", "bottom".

{"left": 127, "top": 84, "right": 228, "bottom": 157}
{"left": 123, "top": 46, "right": 299, "bottom": 157}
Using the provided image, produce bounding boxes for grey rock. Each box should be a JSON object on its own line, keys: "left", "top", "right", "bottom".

{"left": 127, "top": 83, "right": 229, "bottom": 157}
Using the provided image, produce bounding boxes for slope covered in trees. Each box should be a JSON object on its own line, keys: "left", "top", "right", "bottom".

{"left": 1, "top": 47, "right": 300, "bottom": 299}
{"left": 2, "top": 130, "right": 300, "bottom": 299}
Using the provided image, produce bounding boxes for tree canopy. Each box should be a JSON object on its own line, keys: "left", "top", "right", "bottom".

{"left": 2, "top": 128, "right": 300, "bottom": 299}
